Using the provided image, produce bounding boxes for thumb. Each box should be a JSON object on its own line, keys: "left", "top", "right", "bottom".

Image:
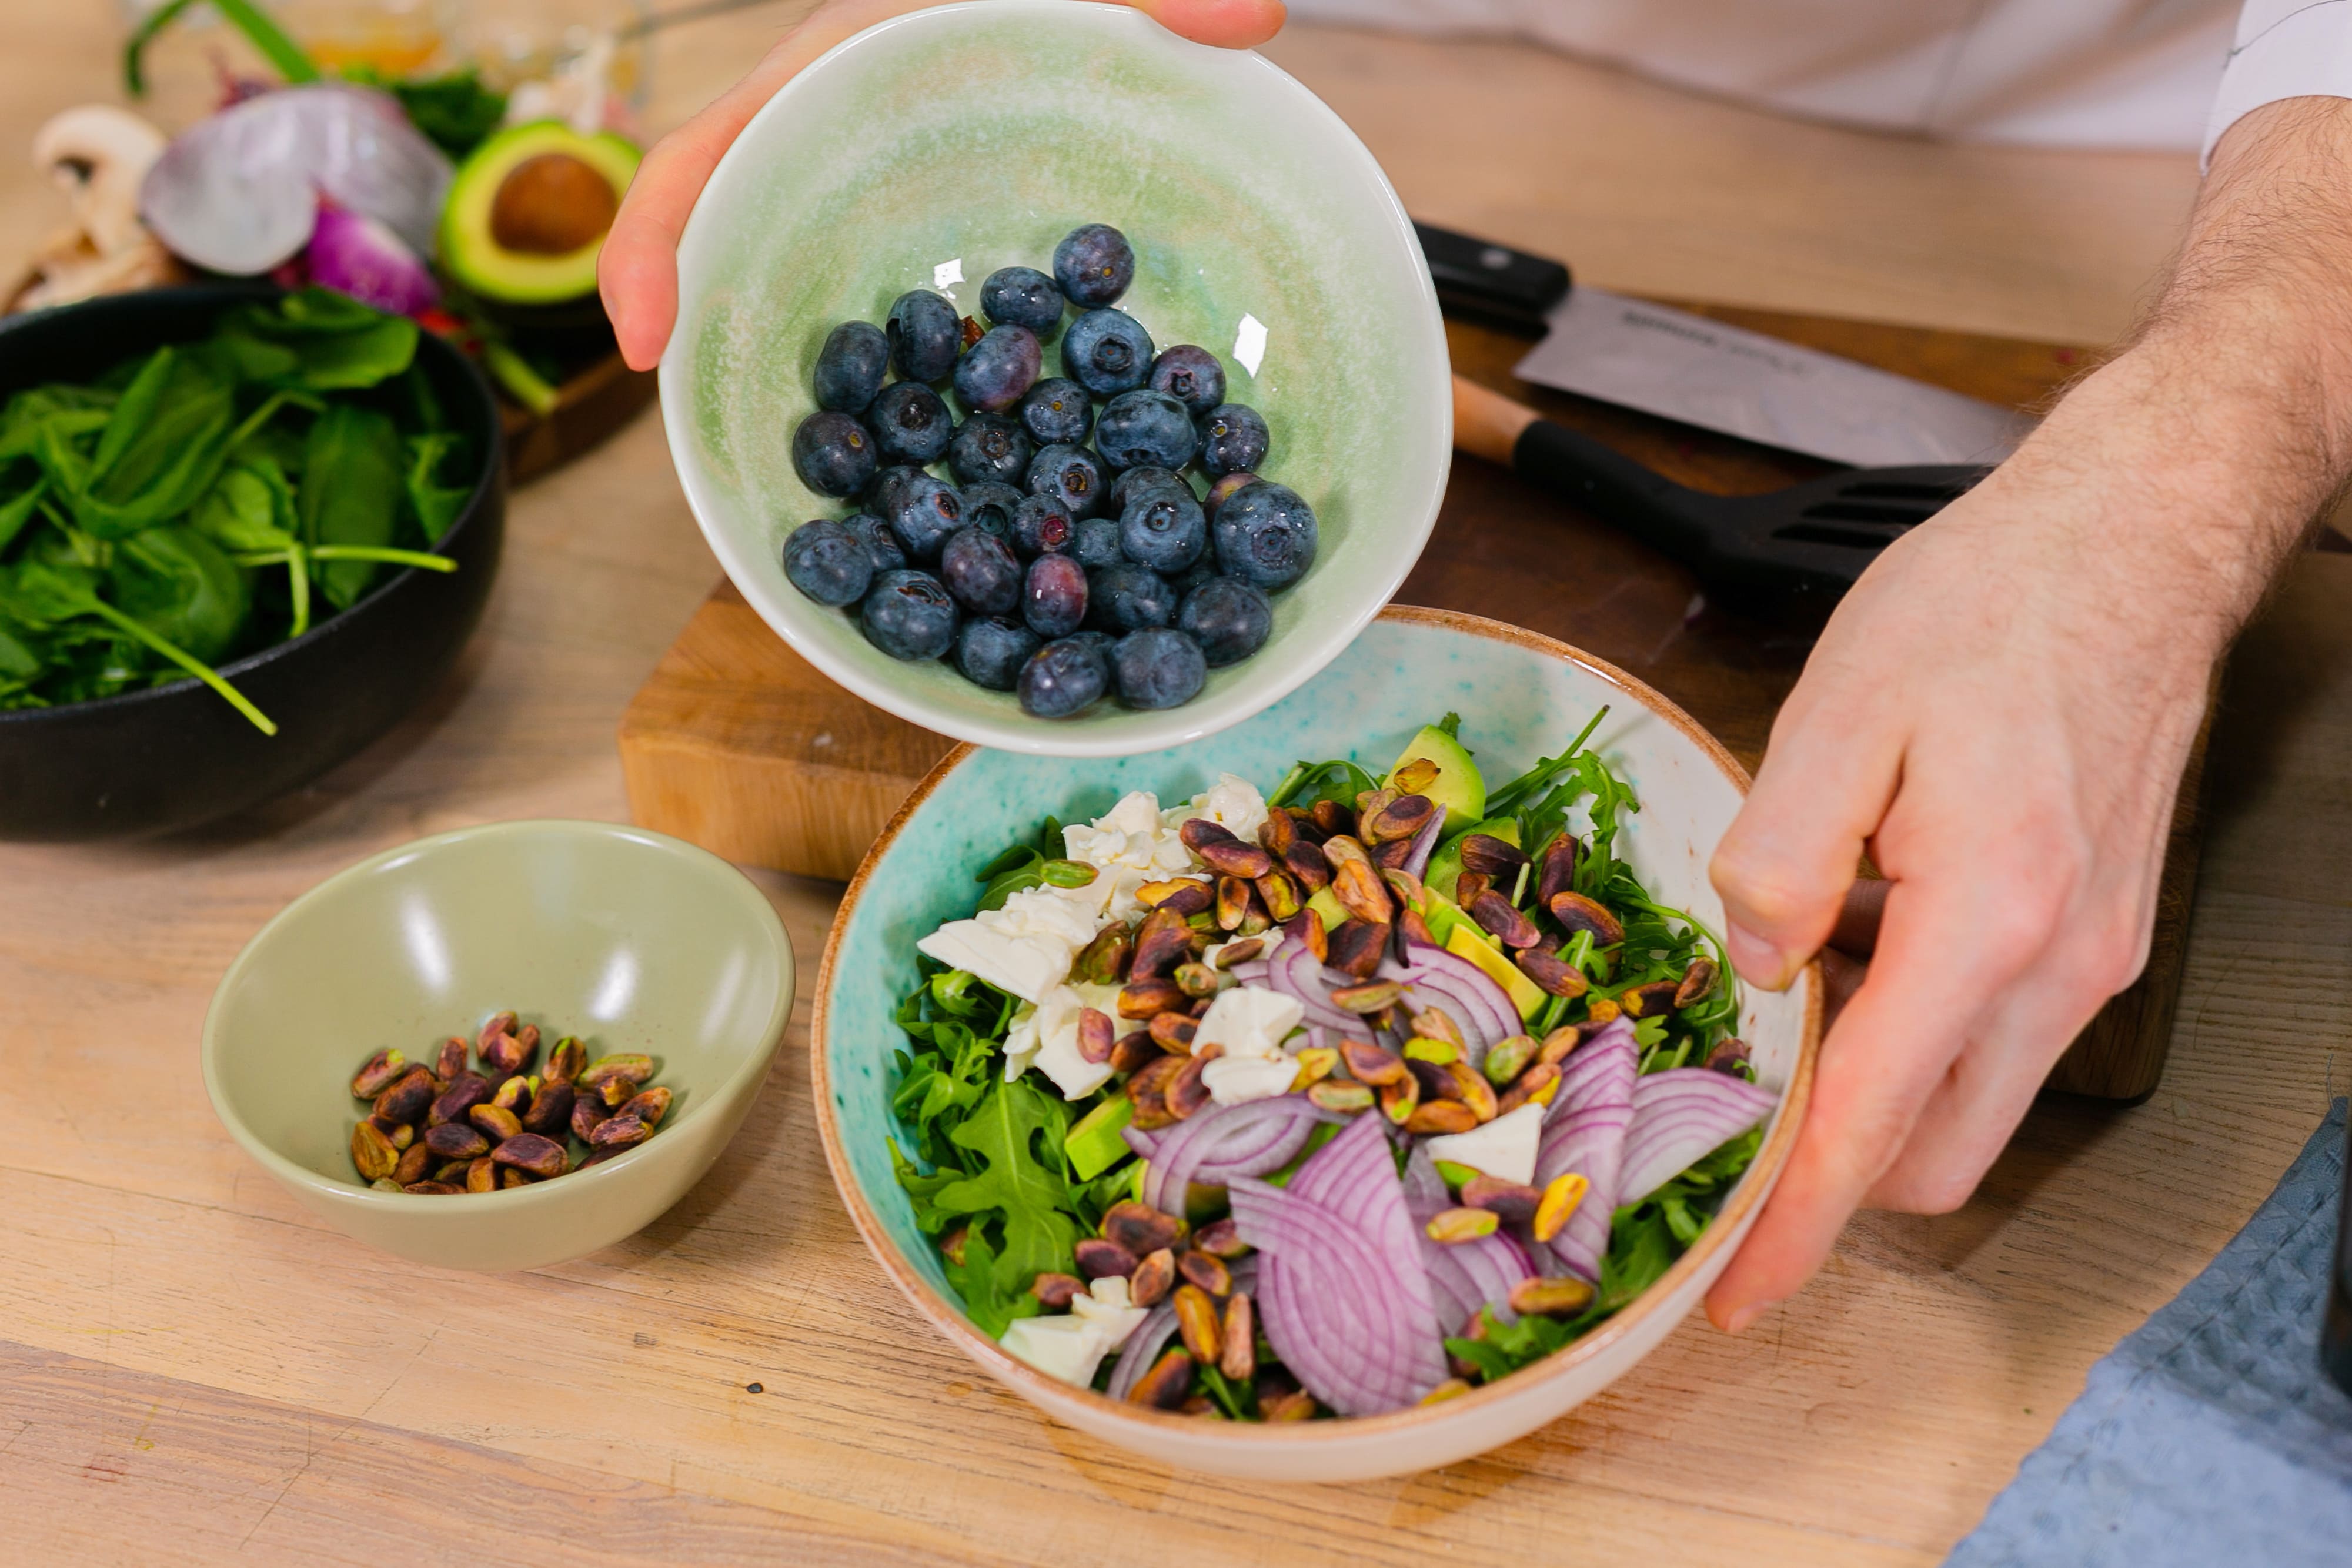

{"left": 1130, "top": 0, "right": 1288, "bottom": 47}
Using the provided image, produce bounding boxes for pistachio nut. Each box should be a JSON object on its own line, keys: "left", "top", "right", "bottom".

{"left": 1254, "top": 868, "right": 1302, "bottom": 923}
{"left": 1469, "top": 890, "right": 1542, "bottom": 950}
{"left": 476, "top": 1011, "right": 519, "bottom": 1051}
{"left": 1309, "top": 798, "right": 1353, "bottom": 838}
{"left": 1214, "top": 874, "right": 1252, "bottom": 932}
{"left": 1118, "top": 978, "right": 1188, "bottom": 1021}
{"left": 1281, "top": 906, "right": 1328, "bottom": 964}
{"left": 1257, "top": 808, "right": 1295, "bottom": 856}
{"left": 466, "top": 1156, "right": 498, "bottom": 1193}
{"left": 1173, "top": 962, "right": 1221, "bottom": 1001}
{"left": 617, "top": 1085, "right": 673, "bottom": 1129}
{"left": 571, "top": 1092, "right": 611, "bottom": 1143}
{"left": 580, "top": 1146, "right": 627, "bottom": 1168}
{"left": 588, "top": 1114, "right": 652, "bottom": 1149}
{"left": 1030, "top": 1272, "right": 1084, "bottom": 1309}
{"left": 1178, "top": 817, "right": 1273, "bottom": 879}
{"left": 1338, "top": 1038, "right": 1406, "bottom": 1086}
{"left": 1177, "top": 1249, "right": 1231, "bottom": 1298}
{"left": 349, "top": 1119, "right": 400, "bottom": 1182}
{"left": 1409, "top": 1005, "right": 1463, "bottom": 1049}
{"left": 597, "top": 1074, "right": 636, "bottom": 1108}
{"left": 522, "top": 1079, "right": 576, "bottom": 1136}
{"left": 435, "top": 1159, "right": 473, "bottom": 1183}
{"left": 543, "top": 1035, "right": 587, "bottom": 1085}
{"left": 938, "top": 1225, "right": 971, "bottom": 1266}
{"left": 1535, "top": 833, "right": 1581, "bottom": 910}
{"left": 1404, "top": 1101, "right": 1478, "bottom": 1136}
{"left": 1389, "top": 756, "right": 1439, "bottom": 794}
{"left": 1454, "top": 870, "right": 1492, "bottom": 908}
{"left": 1147, "top": 1010, "right": 1198, "bottom": 1052}
{"left": 372, "top": 1066, "right": 436, "bottom": 1126}
{"left": 1165, "top": 1053, "right": 1212, "bottom": 1119}
{"left": 1172, "top": 1283, "right": 1222, "bottom": 1364}
{"left": 1323, "top": 918, "right": 1390, "bottom": 981}
{"left": 1074, "top": 1237, "right": 1139, "bottom": 1281}
{"left": 1127, "top": 1348, "right": 1194, "bottom": 1410}
{"left": 490, "top": 1073, "right": 533, "bottom": 1114}
{"left": 1193, "top": 1217, "right": 1250, "bottom": 1259}
{"left": 1516, "top": 947, "right": 1589, "bottom": 999}
{"left": 1210, "top": 937, "right": 1264, "bottom": 971}
{"left": 478, "top": 1030, "right": 527, "bottom": 1076}
{"left": 425, "top": 1121, "right": 491, "bottom": 1160}
{"left": 1281, "top": 838, "right": 1332, "bottom": 892}
{"left": 1331, "top": 979, "right": 1404, "bottom": 1014}
{"left": 1536, "top": 1026, "right": 1584, "bottom": 1068}
{"left": 394, "top": 1142, "right": 433, "bottom": 1187}
{"left": 402, "top": 1181, "right": 464, "bottom": 1195}
{"left": 1108, "top": 1029, "right": 1162, "bottom": 1076}
{"left": 1461, "top": 1176, "right": 1542, "bottom": 1225}
{"left": 1103, "top": 1200, "right": 1186, "bottom": 1257}
{"left": 1219, "top": 1290, "right": 1257, "bottom": 1380}
{"left": 1458, "top": 833, "right": 1528, "bottom": 877}
{"left": 428, "top": 1071, "right": 492, "bottom": 1128}
{"left": 1585, "top": 997, "right": 1623, "bottom": 1025}
{"left": 1705, "top": 1037, "right": 1752, "bottom": 1075}
{"left": 1446, "top": 1062, "right": 1501, "bottom": 1122}
{"left": 1425, "top": 1206, "right": 1500, "bottom": 1244}
{"left": 1354, "top": 785, "right": 1395, "bottom": 821}
{"left": 1419, "top": 1378, "right": 1474, "bottom": 1405}
{"left": 1074, "top": 1007, "right": 1117, "bottom": 1065}
{"left": 1532, "top": 1171, "right": 1591, "bottom": 1243}
{"left": 470, "top": 1104, "right": 523, "bottom": 1144}
{"left": 1307, "top": 1079, "right": 1375, "bottom": 1115}
{"left": 1138, "top": 878, "right": 1212, "bottom": 917}
{"left": 1329, "top": 858, "right": 1394, "bottom": 928}
{"left": 1262, "top": 1389, "right": 1319, "bottom": 1422}
{"left": 1039, "top": 857, "right": 1097, "bottom": 888}
{"left": 1675, "top": 958, "right": 1720, "bottom": 1008}
{"left": 1496, "top": 1060, "right": 1561, "bottom": 1116}
{"left": 349, "top": 1048, "right": 407, "bottom": 1099}
{"left": 1379, "top": 1074, "right": 1421, "bottom": 1125}
{"left": 1361, "top": 792, "right": 1434, "bottom": 846}
{"left": 579, "top": 1053, "right": 655, "bottom": 1091}
{"left": 370, "top": 1176, "right": 402, "bottom": 1192}
{"left": 1288, "top": 1046, "right": 1339, "bottom": 1091}
{"left": 1072, "top": 924, "right": 1134, "bottom": 987}
{"left": 1131, "top": 906, "right": 1197, "bottom": 981}
{"left": 1482, "top": 1034, "right": 1537, "bottom": 1085}
{"left": 382, "top": 1120, "right": 415, "bottom": 1151}
{"left": 1402, "top": 1036, "right": 1459, "bottom": 1066}
{"left": 1508, "top": 1274, "right": 1598, "bottom": 1318}
{"left": 1548, "top": 890, "right": 1626, "bottom": 946}
{"left": 489, "top": 1132, "right": 567, "bottom": 1179}
{"left": 1130, "top": 1246, "right": 1177, "bottom": 1307}
{"left": 1621, "top": 979, "right": 1682, "bottom": 1019}
{"left": 1381, "top": 866, "right": 1426, "bottom": 909}
{"left": 1398, "top": 907, "right": 1440, "bottom": 952}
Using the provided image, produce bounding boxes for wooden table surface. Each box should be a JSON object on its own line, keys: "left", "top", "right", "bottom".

{"left": 6, "top": 6, "right": 2348, "bottom": 1565}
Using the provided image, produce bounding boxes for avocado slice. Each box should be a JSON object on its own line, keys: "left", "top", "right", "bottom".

{"left": 1064, "top": 1094, "right": 1134, "bottom": 1181}
{"left": 1307, "top": 885, "right": 1350, "bottom": 934}
{"left": 440, "top": 121, "right": 642, "bottom": 305}
{"left": 1445, "top": 921, "right": 1548, "bottom": 1022}
{"left": 1425, "top": 816, "right": 1521, "bottom": 902}
{"left": 1388, "top": 724, "right": 1486, "bottom": 832}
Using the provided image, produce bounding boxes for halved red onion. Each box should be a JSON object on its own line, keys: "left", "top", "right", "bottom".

{"left": 307, "top": 204, "right": 438, "bottom": 315}
{"left": 1141, "top": 1095, "right": 1329, "bottom": 1214}
{"left": 1616, "top": 1068, "right": 1778, "bottom": 1203}
{"left": 1535, "top": 1018, "right": 1637, "bottom": 1279}
{"left": 1231, "top": 1114, "right": 1445, "bottom": 1413}
{"left": 141, "top": 83, "right": 450, "bottom": 276}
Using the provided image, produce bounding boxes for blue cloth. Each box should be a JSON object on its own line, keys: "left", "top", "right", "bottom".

{"left": 1947, "top": 1099, "right": 2352, "bottom": 1566}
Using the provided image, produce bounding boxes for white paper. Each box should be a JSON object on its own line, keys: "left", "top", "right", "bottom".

{"left": 1514, "top": 287, "right": 2031, "bottom": 469}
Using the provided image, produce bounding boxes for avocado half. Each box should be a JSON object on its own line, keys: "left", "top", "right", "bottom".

{"left": 439, "top": 121, "right": 641, "bottom": 306}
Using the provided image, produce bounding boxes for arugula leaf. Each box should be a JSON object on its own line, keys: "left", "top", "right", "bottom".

{"left": 1266, "top": 757, "right": 1377, "bottom": 811}
{"left": 923, "top": 1078, "right": 1083, "bottom": 1336}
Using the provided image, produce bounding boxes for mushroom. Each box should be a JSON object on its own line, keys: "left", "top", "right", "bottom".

{"left": 8, "top": 105, "right": 181, "bottom": 313}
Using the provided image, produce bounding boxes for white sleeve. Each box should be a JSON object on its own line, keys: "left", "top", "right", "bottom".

{"left": 2206, "top": 1, "right": 2352, "bottom": 163}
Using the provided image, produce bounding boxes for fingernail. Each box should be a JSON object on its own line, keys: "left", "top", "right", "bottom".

{"left": 1723, "top": 925, "right": 1792, "bottom": 991}
{"left": 1723, "top": 1299, "right": 1778, "bottom": 1335}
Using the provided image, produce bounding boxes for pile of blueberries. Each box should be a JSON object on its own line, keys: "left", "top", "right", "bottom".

{"left": 780, "top": 222, "right": 1317, "bottom": 718}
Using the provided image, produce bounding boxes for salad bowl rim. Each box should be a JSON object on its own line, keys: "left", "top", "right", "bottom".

{"left": 810, "top": 604, "right": 1822, "bottom": 1444}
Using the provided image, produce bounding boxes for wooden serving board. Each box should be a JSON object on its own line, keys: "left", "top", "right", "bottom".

{"left": 619, "top": 310, "right": 2199, "bottom": 1101}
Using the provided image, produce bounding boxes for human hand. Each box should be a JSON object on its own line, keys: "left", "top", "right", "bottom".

{"left": 597, "top": 0, "right": 1288, "bottom": 370}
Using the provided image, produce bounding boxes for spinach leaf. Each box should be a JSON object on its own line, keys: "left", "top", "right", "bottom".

{"left": 403, "top": 433, "right": 472, "bottom": 544}
{"left": 339, "top": 64, "right": 508, "bottom": 158}
{"left": 300, "top": 405, "right": 405, "bottom": 609}
{"left": 65, "top": 347, "right": 236, "bottom": 539}
{"left": 108, "top": 527, "right": 251, "bottom": 663}
{"left": 221, "top": 289, "right": 420, "bottom": 391}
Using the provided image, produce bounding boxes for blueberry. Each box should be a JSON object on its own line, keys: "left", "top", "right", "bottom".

{"left": 953, "top": 325, "right": 1043, "bottom": 414}
{"left": 1024, "top": 550, "right": 1089, "bottom": 639}
{"left": 1087, "top": 563, "right": 1176, "bottom": 633}
{"left": 1112, "top": 627, "right": 1207, "bottom": 710}
{"left": 1019, "top": 377, "right": 1095, "bottom": 446}
{"left": 1167, "top": 555, "right": 1220, "bottom": 600}
{"left": 955, "top": 616, "right": 1040, "bottom": 691}
{"left": 1018, "top": 636, "right": 1110, "bottom": 718}
{"left": 958, "top": 481, "right": 1025, "bottom": 541}
{"left": 848, "top": 511, "right": 907, "bottom": 576}
{"left": 939, "top": 525, "right": 1023, "bottom": 616}
{"left": 1062, "top": 309, "right": 1154, "bottom": 398}
{"left": 1178, "top": 576, "right": 1274, "bottom": 666}
{"left": 1212, "top": 481, "right": 1318, "bottom": 590}
{"left": 813, "top": 320, "right": 888, "bottom": 413}
{"left": 1108, "top": 464, "right": 1191, "bottom": 516}
{"left": 887, "top": 290, "right": 961, "bottom": 383}
{"left": 1095, "top": 389, "right": 1197, "bottom": 473}
{"left": 1202, "top": 469, "right": 1258, "bottom": 520}
{"left": 1118, "top": 487, "right": 1207, "bottom": 574}
{"left": 1073, "top": 516, "right": 1124, "bottom": 570}
{"left": 980, "top": 266, "right": 1065, "bottom": 336}
{"left": 1011, "top": 494, "right": 1075, "bottom": 557}
{"left": 887, "top": 473, "right": 963, "bottom": 563}
{"left": 866, "top": 382, "right": 953, "bottom": 465}
{"left": 861, "top": 569, "right": 959, "bottom": 661}
{"left": 1053, "top": 223, "right": 1135, "bottom": 309}
{"left": 1197, "top": 403, "right": 1270, "bottom": 478}
{"left": 947, "top": 412, "right": 1034, "bottom": 488}
{"left": 781, "top": 518, "right": 874, "bottom": 607}
{"left": 1148, "top": 345, "right": 1226, "bottom": 417}
{"left": 791, "top": 410, "right": 877, "bottom": 498}
{"left": 1027, "top": 442, "right": 1104, "bottom": 519}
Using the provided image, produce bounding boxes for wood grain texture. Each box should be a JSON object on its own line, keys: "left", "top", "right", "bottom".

{"left": 8, "top": 6, "right": 2346, "bottom": 1565}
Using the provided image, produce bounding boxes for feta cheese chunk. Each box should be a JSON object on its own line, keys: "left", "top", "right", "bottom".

{"left": 1068, "top": 1274, "right": 1150, "bottom": 1350}
{"left": 1064, "top": 790, "right": 1194, "bottom": 925}
{"left": 1421, "top": 1102, "right": 1547, "bottom": 1186}
{"left": 916, "top": 920, "right": 1066, "bottom": 1005}
{"left": 1000, "top": 1314, "right": 1114, "bottom": 1385}
{"left": 1027, "top": 980, "right": 1125, "bottom": 1101}
{"left": 1194, "top": 984, "right": 1304, "bottom": 1062}
{"left": 1168, "top": 773, "right": 1268, "bottom": 846}
{"left": 1202, "top": 1052, "right": 1302, "bottom": 1106}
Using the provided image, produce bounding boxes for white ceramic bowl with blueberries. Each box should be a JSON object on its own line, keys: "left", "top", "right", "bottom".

{"left": 661, "top": 0, "right": 1451, "bottom": 757}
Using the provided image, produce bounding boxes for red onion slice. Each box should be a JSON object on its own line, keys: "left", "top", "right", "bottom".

{"left": 1397, "top": 807, "right": 1446, "bottom": 880}
{"left": 1616, "top": 1068, "right": 1778, "bottom": 1203}
{"left": 1103, "top": 1303, "right": 1176, "bottom": 1402}
{"left": 1270, "top": 942, "right": 1359, "bottom": 1031}
{"left": 1398, "top": 948, "right": 1520, "bottom": 1059}
{"left": 1402, "top": 1148, "right": 1532, "bottom": 1334}
{"left": 1141, "top": 1095, "right": 1330, "bottom": 1213}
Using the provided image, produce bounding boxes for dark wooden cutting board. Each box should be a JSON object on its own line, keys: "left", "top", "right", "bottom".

{"left": 618, "top": 310, "right": 2197, "bottom": 1100}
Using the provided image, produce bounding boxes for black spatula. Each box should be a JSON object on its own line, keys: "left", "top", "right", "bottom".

{"left": 1454, "top": 376, "right": 1990, "bottom": 611}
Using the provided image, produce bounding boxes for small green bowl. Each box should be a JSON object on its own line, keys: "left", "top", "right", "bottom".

{"left": 202, "top": 820, "right": 794, "bottom": 1271}
{"left": 662, "top": 0, "right": 1451, "bottom": 757}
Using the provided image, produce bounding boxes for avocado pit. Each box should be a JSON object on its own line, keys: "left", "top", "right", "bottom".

{"left": 489, "top": 153, "right": 619, "bottom": 256}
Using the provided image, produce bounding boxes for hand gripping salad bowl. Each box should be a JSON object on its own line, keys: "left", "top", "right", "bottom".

{"left": 812, "top": 609, "right": 1819, "bottom": 1481}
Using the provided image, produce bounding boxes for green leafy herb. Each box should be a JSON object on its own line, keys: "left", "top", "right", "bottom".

{"left": 338, "top": 64, "right": 509, "bottom": 158}
{"left": 125, "top": 0, "right": 319, "bottom": 97}
{"left": 1265, "top": 757, "right": 1377, "bottom": 811}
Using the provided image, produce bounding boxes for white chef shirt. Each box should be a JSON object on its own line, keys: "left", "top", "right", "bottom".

{"left": 1287, "top": 0, "right": 2352, "bottom": 161}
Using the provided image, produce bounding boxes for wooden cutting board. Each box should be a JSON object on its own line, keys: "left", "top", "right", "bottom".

{"left": 618, "top": 310, "right": 2199, "bottom": 1101}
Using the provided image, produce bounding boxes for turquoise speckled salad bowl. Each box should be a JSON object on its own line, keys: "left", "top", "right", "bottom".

{"left": 661, "top": 1, "right": 1451, "bottom": 757}
{"left": 811, "top": 608, "right": 1822, "bottom": 1481}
